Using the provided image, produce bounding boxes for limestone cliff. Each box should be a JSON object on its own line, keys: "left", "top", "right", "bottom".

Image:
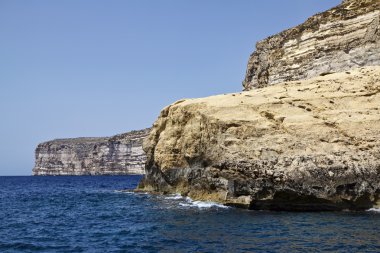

{"left": 138, "top": 67, "right": 380, "bottom": 211}
{"left": 33, "top": 128, "right": 150, "bottom": 175}
{"left": 243, "top": 0, "right": 380, "bottom": 90}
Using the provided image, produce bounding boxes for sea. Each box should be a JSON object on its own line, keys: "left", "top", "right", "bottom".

{"left": 0, "top": 176, "right": 379, "bottom": 253}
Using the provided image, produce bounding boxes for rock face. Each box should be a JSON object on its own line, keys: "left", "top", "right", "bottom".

{"left": 243, "top": 0, "right": 380, "bottom": 90}
{"left": 33, "top": 128, "right": 150, "bottom": 175}
{"left": 138, "top": 67, "right": 380, "bottom": 211}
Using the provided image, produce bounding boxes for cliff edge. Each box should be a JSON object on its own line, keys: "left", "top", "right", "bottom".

{"left": 138, "top": 67, "right": 380, "bottom": 210}
{"left": 33, "top": 128, "right": 150, "bottom": 175}
{"left": 243, "top": 0, "right": 380, "bottom": 90}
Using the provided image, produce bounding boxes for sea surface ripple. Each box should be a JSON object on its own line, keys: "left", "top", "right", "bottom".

{"left": 0, "top": 176, "right": 379, "bottom": 253}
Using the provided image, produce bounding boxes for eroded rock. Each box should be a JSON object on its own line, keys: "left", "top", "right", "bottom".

{"left": 138, "top": 67, "right": 380, "bottom": 211}
{"left": 243, "top": 0, "right": 380, "bottom": 90}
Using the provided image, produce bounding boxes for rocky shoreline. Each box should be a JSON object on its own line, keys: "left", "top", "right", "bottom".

{"left": 137, "top": 67, "right": 380, "bottom": 211}
{"left": 32, "top": 0, "right": 380, "bottom": 211}
{"left": 137, "top": 0, "right": 380, "bottom": 211}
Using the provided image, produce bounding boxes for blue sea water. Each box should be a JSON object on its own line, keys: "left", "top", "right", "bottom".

{"left": 0, "top": 176, "right": 379, "bottom": 253}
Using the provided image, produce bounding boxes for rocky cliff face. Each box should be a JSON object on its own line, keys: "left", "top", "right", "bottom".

{"left": 33, "top": 129, "right": 150, "bottom": 175}
{"left": 243, "top": 0, "right": 380, "bottom": 90}
{"left": 138, "top": 67, "right": 380, "bottom": 211}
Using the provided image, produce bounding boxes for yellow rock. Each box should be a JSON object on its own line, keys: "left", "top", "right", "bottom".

{"left": 139, "top": 66, "right": 380, "bottom": 211}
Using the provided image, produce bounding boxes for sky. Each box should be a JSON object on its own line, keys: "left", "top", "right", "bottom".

{"left": 0, "top": 0, "right": 341, "bottom": 175}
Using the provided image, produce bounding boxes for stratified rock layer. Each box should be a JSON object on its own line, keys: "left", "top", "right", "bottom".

{"left": 33, "top": 129, "right": 150, "bottom": 175}
{"left": 243, "top": 0, "right": 380, "bottom": 90}
{"left": 138, "top": 67, "right": 380, "bottom": 211}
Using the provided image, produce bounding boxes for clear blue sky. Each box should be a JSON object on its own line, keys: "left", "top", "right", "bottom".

{"left": 0, "top": 0, "right": 341, "bottom": 175}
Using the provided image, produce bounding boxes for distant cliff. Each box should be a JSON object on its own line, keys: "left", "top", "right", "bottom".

{"left": 243, "top": 0, "right": 380, "bottom": 90}
{"left": 33, "top": 128, "right": 150, "bottom": 176}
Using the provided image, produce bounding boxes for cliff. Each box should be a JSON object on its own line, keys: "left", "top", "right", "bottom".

{"left": 33, "top": 128, "right": 150, "bottom": 175}
{"left": 138, "top": 66, "right": 380, "bottom": 211}
{"left": 243, "top": 0, "right": 380, "bottom": 90}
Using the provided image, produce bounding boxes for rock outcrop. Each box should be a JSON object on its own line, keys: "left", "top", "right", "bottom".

{"left": 138, "top": 67, "right": 380, "bottom": 211}
{"left": 33, "top": 128, "right": 150, "bottom": 175}
{"left": 243, "top": 0, "right": 380, "bottom": 90}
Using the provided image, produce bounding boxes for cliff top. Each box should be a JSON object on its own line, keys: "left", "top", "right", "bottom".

{"left": 47, "top": 137, "right": 109, "bottom": 145}
{"left": 110, "top": 128, "right": 151, "bottom": 142}
{"left": 170, "top": 66, "right": 380, "bottom": 123}
{"left": 243, "top": 0, "right": 379, "bottom": 90}
{"left": 256, "top": 0, "right": 379, "bottom": 50}
{"left": 39, "top": 128, "right": 151, "bottom": 146}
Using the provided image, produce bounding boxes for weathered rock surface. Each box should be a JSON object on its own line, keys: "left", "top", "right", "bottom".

{"left": 243, "top": 0, "right": 380, "bottom": 90}
{"left": 138, "top": 67, "right": 380, "bottom": 211}
{"left": 33, "top": 128, "right": 150, "bottom": 175}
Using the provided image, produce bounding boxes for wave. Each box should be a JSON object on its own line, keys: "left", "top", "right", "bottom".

{"left": 367, "top": 208, "right": 380, "bottom": 213}
{"left": 114, "top": 190, "right": 149, "bottom": 196}
{"left": 164, "top": 193, "right": 183, "bottom": 200}
{"left": 163, "top": 194, "right": 228, "bottom": 209}
{"left": 114, "top": 190, "right": 134, "bottom": 194}
{"left": 115, "top": 191, "right": 228, "bottom": 209}
{"left": 178, "top": 197, "right": 228, "bottom": 209}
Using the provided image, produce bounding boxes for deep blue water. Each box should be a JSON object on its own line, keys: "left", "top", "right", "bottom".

{"left": 0, "top": 176, "right": 379, "bottom": 253}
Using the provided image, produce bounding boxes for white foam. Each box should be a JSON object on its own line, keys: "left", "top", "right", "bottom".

{"left": 367, "top": 208, "right": 380, "bottom": 213}
{"left": 191, "top": 201, "right": 228, "bottom": 209}
{"left": 164, "top": 193, "right": 183, "bottom": 200}
{"left": 178, "top": 203, "right": 193, "bottom": 207}
{"left": 114, "top": 190, "right": 149, "bottom": 195}
{"left": 179, "top": 197, "right": 228, "bottom": 209}
{"left": 114, "top": 190, "right": 134, "bottom": 194}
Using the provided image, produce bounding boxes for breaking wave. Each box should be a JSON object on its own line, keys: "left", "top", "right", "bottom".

{"left": 164, "top": 193, "right": 183, "bottom": 200}
{"left": 163, "top": 194, "right": 228, "bottom": 209}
